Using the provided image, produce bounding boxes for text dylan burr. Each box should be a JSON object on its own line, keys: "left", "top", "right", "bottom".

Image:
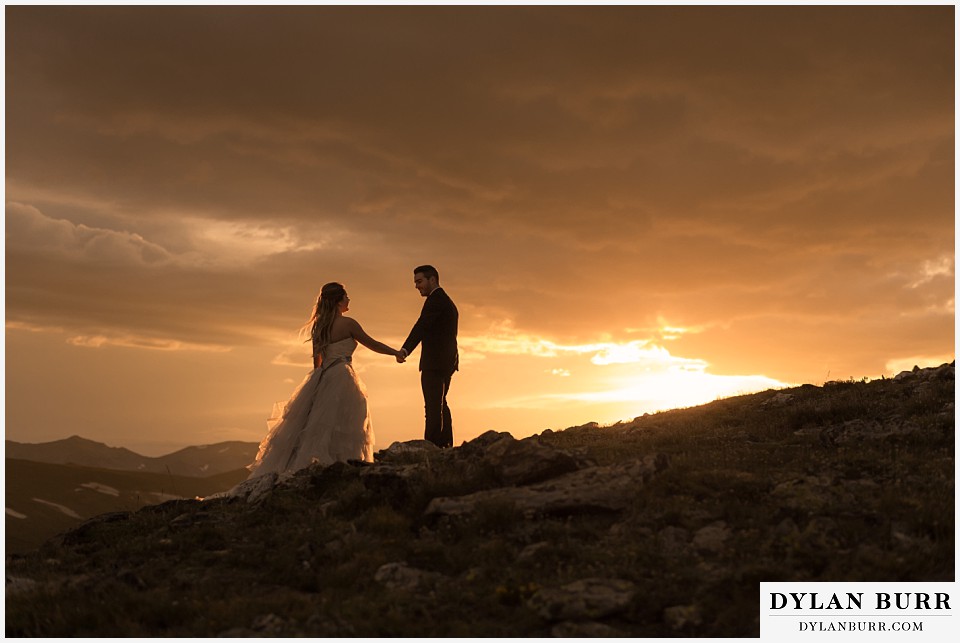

{"left": 770, "top": 592, "right": 951, "bottom": 611}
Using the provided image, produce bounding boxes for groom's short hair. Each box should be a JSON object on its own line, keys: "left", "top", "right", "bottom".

{"left": 414, "top": 265, "right": 439, "bottom": 282}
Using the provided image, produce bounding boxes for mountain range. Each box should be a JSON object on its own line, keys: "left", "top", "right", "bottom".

{"left": 5, "top": 435, "right": 259, "bottom": 477}
{"left": 5, "top": 435, "right": 258, "bottom": 553}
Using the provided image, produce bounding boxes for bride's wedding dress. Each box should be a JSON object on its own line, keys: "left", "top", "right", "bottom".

{"left": 247, "top": 338, "right": 375, "bottom": 478}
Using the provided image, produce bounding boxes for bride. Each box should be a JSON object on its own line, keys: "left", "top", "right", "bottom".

{"left": 246, "top": 282, "right": 404, "bottom": 478}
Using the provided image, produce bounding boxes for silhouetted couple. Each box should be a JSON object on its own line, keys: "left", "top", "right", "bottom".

{"left": 247, "top": 265, "right": 458, "bottom": 478}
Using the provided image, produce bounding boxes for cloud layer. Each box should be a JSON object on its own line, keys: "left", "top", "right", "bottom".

{"left": 5, "top": 6, "right": 953, "bottom": 451}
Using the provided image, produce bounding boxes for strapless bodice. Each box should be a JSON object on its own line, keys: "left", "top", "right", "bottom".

{"left": 322, "top": 337, "right": 357, "bottom": 362}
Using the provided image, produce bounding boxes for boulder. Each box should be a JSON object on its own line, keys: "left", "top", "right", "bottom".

{"left": 6, "top": 575, "right": 39, "bottom": 596}
{"left": 374, "top": 440, "right": 440, "bottom": 463}
{"left": 528, "top": 577, "right": 637, "bottom": 621}
{"left": 933, "top": 363, "right": 955, "bottom": 380}
{"left": 221, "top": 472, "right": 279, "bottom": 504}
{"left": 693, "top": 521, "right": 731, "bottom": 553}
{"left": 894, "top": 362, "right": 955, "bottom": 382}
{"left": 374, "top": 562, "right": 443, "bottom": 591}
{"left": 761, "top": 392, "right": 794, "bottom": 407}
{"left": 465, "top": 430, "right": 515, "bottom": 448}
{"left": 483, "top": 435, "right": 580, "bottom": 485}
{"left": 771, "top": 475, "right": 862, "bottom": 513}
{"left": 425, "top": 454, "right": 668, "bottom": 518}
{"left": 820, "top": 419, "right": 922, "bottom": 445}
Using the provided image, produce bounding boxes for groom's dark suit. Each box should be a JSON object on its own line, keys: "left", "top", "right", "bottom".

{"left": 402, "top": 287, "right": 458, "bottom": 448}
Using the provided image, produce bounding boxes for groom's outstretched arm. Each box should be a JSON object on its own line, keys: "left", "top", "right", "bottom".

{"left": 402, "top": 294, "right": 444, "bottom": 356}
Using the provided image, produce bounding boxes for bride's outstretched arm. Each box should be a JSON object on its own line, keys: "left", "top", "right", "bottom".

{"left": 347, "top": 318, "right": 404, "bottom": 359}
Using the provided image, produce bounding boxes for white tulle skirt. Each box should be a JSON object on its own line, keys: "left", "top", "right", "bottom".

{"left": 247, "top": 359, "right": 375, "bottom": 478}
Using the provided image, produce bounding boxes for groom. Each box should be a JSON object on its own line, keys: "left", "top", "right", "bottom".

{"left": 399, "top": 265, "right": 459, "bottom": 448}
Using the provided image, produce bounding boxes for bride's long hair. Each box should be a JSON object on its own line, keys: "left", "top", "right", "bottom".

{"left": 300, "top": 282, "right": 346, "bottom": 352}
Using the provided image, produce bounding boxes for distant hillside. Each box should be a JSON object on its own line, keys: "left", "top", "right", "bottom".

{"left": 6, "top": 436, "right": 147, "bottom": 471}
{"left": 5, "top": 363, "right": 954, "bottom": 637}
{"left": 5, "top": 459, "right": 248, "bottom": 553}
{"left": 5, "top": 435, "right": 259, "bottom": 477}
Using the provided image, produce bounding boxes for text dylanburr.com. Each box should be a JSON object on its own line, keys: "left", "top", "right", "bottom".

{"left": 760, "top": 583, "right": 956, "bottom": 641}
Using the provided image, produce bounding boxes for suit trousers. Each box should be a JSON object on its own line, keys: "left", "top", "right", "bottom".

{"left": 421, "top": 369, "right": 453, "bottom": 448}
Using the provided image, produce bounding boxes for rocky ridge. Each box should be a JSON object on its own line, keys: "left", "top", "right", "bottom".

{"left": 226, "top": 432, "right": 669, "bottom": 519}
{"left": 5, "top": 363, "right": 954, "bottom": 637}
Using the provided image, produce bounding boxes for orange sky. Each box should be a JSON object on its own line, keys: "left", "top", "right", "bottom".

{"left": 4, "top": 5, "right": 955, "bottom": 455}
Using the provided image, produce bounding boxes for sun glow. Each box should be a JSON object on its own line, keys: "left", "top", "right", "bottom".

{"left": 494, "top": 363, "right": 790, "bottom": 415}
{"left": 460, "top": 321, "right": 706, "bottom": 368}
{"left": 459, "top": 322, "right": 793, "bottom": 422}
{"left": 558, "top": 370, "right": 790, "bottom": 410}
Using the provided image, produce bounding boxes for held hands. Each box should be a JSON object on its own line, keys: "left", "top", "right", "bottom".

{"left": 395, "top": 348, "right": 408, "bottom": 364}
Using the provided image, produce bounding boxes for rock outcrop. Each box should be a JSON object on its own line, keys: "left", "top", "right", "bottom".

{"left": 425, "top": 454, "right": 668, "bottom": 518}
{"left": 527, "top": 577, "right": 638, "bottom": 621}
{"left": 212, "top": 433, "right": 669, "bottom": 521}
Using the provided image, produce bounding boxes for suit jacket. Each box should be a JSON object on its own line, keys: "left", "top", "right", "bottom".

{"left": 402, "top": 287, "right": 459, "bottom": 373}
